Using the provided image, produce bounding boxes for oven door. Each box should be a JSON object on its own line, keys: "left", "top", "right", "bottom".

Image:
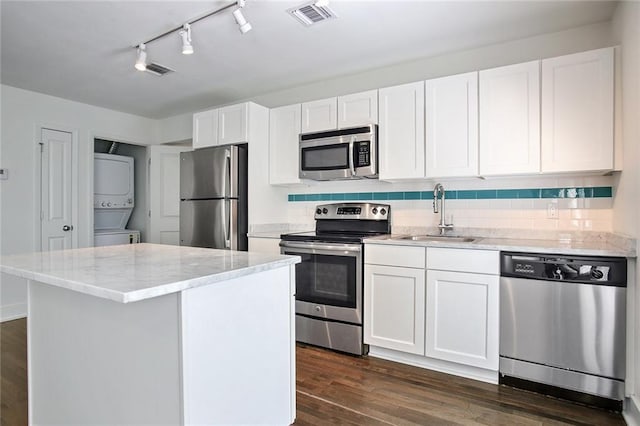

{"left": 280, "top": 240, "right": 362, "bottom": 324}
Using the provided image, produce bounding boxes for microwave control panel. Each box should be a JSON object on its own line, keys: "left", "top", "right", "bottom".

{"left": 354, "top": 141, "right": 371, "bottom": 167}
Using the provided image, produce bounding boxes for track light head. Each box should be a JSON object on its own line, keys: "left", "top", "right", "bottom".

{"left": 135, "top": 43, "right": 147, "bottom": 71}
{"left": 232, "top": 8, "right": 252, "bottom": 34}
{"left": 179, "top": 23, "right": 194, "bottom": 55}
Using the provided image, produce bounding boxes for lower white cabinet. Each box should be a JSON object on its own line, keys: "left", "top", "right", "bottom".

{"left": 364, "top": 264, "right": 425, "bottom": 355}
{"left": 425, "top": 270, "right": 499, "bottom": 370}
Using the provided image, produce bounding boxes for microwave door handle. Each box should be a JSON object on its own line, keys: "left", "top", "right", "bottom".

{"left": 349, "top": 136, "right": 356, "bottom": 176}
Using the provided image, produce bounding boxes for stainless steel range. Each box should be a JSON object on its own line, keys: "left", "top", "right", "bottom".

{"left": 280, "top": 202, "right": 391, "bottom": 355}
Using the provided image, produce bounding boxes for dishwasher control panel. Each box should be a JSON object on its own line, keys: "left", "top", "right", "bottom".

{"left": 500, "top": 252, "right": 627, "bottom": 286}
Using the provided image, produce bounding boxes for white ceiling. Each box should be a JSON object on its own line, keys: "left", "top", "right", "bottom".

{"left": 1, "top": 0, "right": 617, "bottom": 119}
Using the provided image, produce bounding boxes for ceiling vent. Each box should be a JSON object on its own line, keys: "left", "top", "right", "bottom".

{"left": 144, "top": 62, "right": 175, "bottom": 76}
{"left": 288, "top": 1, "right": 337, "bottom": 27}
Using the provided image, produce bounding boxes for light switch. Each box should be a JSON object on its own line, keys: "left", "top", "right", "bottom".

{"left": 0, "top": 168, "right": 7, "bottom": 180}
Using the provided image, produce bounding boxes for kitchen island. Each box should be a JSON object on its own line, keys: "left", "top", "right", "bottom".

{"left": 0, "top": 243, "right": 300, "bottom": 425}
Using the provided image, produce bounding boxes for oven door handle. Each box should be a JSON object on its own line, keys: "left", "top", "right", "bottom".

{"left": 279, "top": 241, "right": 362, "bottom": 253}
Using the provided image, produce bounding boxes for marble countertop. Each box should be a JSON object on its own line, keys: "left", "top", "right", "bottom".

{"left": 364, "top": 235, "right": 635, "bottom": 257}
{"left": 0, "top": 244, "right": 300, "bottom": 304}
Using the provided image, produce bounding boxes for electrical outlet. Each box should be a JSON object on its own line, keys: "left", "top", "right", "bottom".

{"left": 547, "top": 202, "right": 559, "bottom": 219}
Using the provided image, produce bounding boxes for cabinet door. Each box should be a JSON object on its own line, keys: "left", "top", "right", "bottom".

{"left": 147, "top": 145, "right": 183, "bottom": 245}
{"left": 479, "top": 61, "right": 540, "bottom": 175}
{"left": 192, "top": 109, "right": 218, "bottom": 149}
{"left": 425, "top": 72, "right": 478, "bottom": 178}
{"left": 425, "top": 270, "right": 499, "bottom": 370}
{"left": 269, "top": 104, "right": 302, "bottom": 185}
{"left": 541, "top": 48, "right": 614, "bottom": 172}
{"left": 378, "top": 81, "right": 425, "bottom": 180}
{"left": 218, "top": 103, "right": 249, "bottom": 145}
{"left": 338, "top": 90, "right": 378, "bottom": 128}
{"left": 301, "top": 97, "right": 337, "bottom": 133}
{"left": 364, "top": 264, "right": 425, "bottom": 355}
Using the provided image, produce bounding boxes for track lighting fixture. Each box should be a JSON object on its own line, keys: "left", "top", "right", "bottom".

{"left": 233, "top": 0, "right": 252, "bottom": 34}
{"left": 179, "top": 23, "right": 194, "bottom": 55}
{"left": 133, "top": 1, "right": 254, "bottom": 70}
{"left": 134, "top": 43, "right": 147, "bottom": 71}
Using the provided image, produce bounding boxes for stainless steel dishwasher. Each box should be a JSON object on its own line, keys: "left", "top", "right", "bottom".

{"left": 499, "top": 252, "right": 627, "bottom": 410}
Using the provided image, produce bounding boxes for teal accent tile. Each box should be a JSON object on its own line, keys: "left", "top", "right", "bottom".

{"left": 420, "top": 191, "right": 432, "bottom": 200}
{"left": 476, "top": 190, "right": 496, "bottom": 199}
{"left": 593, "top": 187, "right": 612, "bottom": 197}
{"left": 541, "top": 188, "right": 565, "bottom": 198}
{"left": 457, "top": 190, "right": 476, "bottom": 200}
{"left": 565, "top": 188, "right": 580, "bottom": 198}
{"left": 373, "top": 192, "right": 389, "bottom": 200}
{"left": 447, "top": 191, "right": 458, "bottom": 200}
{"left": 517, "top": 189, "right": 540, "bottom": 199}
{"left": 357, "top": 192, "right": 372, "bottom": 200}
{"left": 344, "top": 193, "right": 359, "bottom": 200}
{"left": 497, "top": 189, "right": 519, "bottom": 199}
{"left": 319, "top": 193, "right": 332, "bottom": 201}
{"left": 583, "top": 187, "right": 594, "bottom": 198}
{"left": 293, "top": 194, "right": 306, "bottom": 201}
{"left": 388, "top": 192, "right": 404, "bottom": 200}
{"left": 288, "top": 194, "right": 294, "bottom": 202}
{"left": 307, "top": 194, "right": 321, "bottom": 201}
{"left": 330, "top": 193, "right": 346, "bottom": 201}
{"left": 404, "top": 191, "right": 421, "bottom": 200}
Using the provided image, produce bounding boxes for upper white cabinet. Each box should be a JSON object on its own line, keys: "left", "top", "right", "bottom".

{"left": 541, "top": 48, "right": 614, "bottom": 173}
{"left": 379, "top": 81, "right": 425, "bottom": 180}
{"left": 338, "top": 90, "right": 378, "bottom": 128}
{"left": 479, "top": 61, "right": 540, "bottom": 176}
{"left": 218, "top": 103, "right": 249, "bottom": 145}
{"left": 192, "top": 109, "right": 218, "bottom": 149}
{"left": 425, "top": 72, "right": 479, "bottom": 178}
{"left": 301, "top": 98, "right": 338, "bottom": 133}
{"left": 269, "top": 104, "right": 302, "bottom": 185}
{"left": 192, "top": 102, "right": 264, "bottom": 149}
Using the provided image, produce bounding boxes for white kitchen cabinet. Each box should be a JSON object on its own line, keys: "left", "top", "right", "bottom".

{"left": 541, "top": 48, "right": 614, "bottom": 173}
{"left": 425, "top": 269, "right": 499, "bottom": 370}
{"left": 338, "top": 89, "right": 378, "bottom": 128}
{"left": 364, "top": 264, "right": 426, "bottom": 355}
{"left": 425, "top": 72, "right": 478, "bottom": 178}
{"left": 425, "top": 247, "right": 499, "bottom": 371}
{"left": 378, "top": 81, "right": 425, "bottom": 180}
{"left": 192, "top": 109, "right": 218, "bottom": 149}
{"left": 218, "top": 103, "right": 249, "bottom": 145}
{"left": 301, "top": 97, "right": 338, "bottom": 133}
{"left": 479, "top": 61, "right": 540, "bottom": 175}
{"left": 269, "top": 104, "right": 302, "bottom": 185}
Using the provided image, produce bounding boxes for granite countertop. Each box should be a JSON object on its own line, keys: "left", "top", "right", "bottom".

{"left": 364, "top": 234, "right": 636, "bottom": 258}
{"left": 0, "top": 243, "right": 300, "bottom": 304}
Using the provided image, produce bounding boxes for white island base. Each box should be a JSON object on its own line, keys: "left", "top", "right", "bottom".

{"left": 3, "top": 244, "right": 299, "bottom": 425}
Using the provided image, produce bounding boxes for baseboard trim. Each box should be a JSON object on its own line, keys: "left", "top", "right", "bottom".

{"left": 1, "top": 303, "right": 27, "bottom": 322}
{"left": 624, "top": 395, "right": 640, "bottom": 426}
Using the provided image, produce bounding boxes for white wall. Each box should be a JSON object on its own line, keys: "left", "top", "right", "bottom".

{"left": 0, "top": 85, "right": 158, "bottom": 320}
{"left": 612, "top": 2, "right": 640, "bottom": 423}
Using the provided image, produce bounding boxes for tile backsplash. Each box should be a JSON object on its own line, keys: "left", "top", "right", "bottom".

{"left": 285, "top": 175, "right": 615, "bottom": 232}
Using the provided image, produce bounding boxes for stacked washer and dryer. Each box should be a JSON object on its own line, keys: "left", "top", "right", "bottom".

{"left": 94, "top": 153, "right": 140, "bottom": 246}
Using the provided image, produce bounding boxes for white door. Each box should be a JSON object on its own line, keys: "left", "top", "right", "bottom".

{"left": 364, "top": 264, "right": 426, "bottom": 355}
{"left": 269, "top": 104, "right": 302, "bottom": 185}
{"left": 40, "top": 128, "right": 75, "bottom": 251}
{"left": 301, "top": 97, "right": 338, "bottom": 133}
{"left": 338, "top": 90, "right": 378, "bottom": 128}
{"left": 425, "top": 270, "right": 499, "bottom": 370}
{"left": 147, "top": 145, "right": 182, "bottom": 245}
{"left": 425, "top": 72, "right": 479, "bottom": 178}
{"left": 541, "top": 48, "right": 614, "bottom": 173}
{"left": 378, "top": 81, "right": 425, "bottom": 180}
{"left": 218, "top": 103, "right": 249, "bottom": 145}
{"left": 479, "top": 61, "right": 540, "bottom": 175}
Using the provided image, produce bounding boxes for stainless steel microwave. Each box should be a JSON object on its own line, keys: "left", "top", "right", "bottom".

{"left": 299, "top": 125, "right": 378, "bottom": 180}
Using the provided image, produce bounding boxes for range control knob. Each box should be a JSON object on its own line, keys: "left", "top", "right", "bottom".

{"left": 101, "top": 202, "right": 106, "bottom": 207}
{"left": 372, "top": 207, "right": 378, "bottom": 214}
{"left": 316, "top": 208, "right": 322, "bottom": 215}
{"left": 107, "top": 202, "right": 112, "bottom": 207}
{"left": 380, "top": 208, "right": 387, "bottom": 215}
{"left": 323, "top": 208, "right": 328, "bottom": 214}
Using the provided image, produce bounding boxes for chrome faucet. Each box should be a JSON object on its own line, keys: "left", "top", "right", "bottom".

{"left": 433, "top": 183, "right": 454, "bottom": 235}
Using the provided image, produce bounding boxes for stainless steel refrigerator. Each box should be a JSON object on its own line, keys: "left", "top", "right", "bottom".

{"left": 179, "top": 144, "right": 248, "bottom": 250}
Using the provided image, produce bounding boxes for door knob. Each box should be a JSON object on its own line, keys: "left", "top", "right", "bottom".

{"left": 62, "top": 225, "right": 73, "bottom": 231}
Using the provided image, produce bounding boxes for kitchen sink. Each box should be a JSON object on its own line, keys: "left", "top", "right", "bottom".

{"left": 397, "top": 235, "right": 476, "bottom": 243}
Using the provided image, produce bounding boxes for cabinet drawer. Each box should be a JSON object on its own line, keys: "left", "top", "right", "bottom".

{"left": 426, "top": 248, "right": 498, "bottom": 275}
{"left": 365, "top": 244, "right": 425, "bottom": 268}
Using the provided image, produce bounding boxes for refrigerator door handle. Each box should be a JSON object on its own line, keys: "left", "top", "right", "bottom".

{"left": 229, "top": 199, "right": 237, "bottom": 250}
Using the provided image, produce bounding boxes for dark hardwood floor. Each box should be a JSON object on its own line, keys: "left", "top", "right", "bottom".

{"left": 0, "top": 319, "right": 625, "bottom": 425}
